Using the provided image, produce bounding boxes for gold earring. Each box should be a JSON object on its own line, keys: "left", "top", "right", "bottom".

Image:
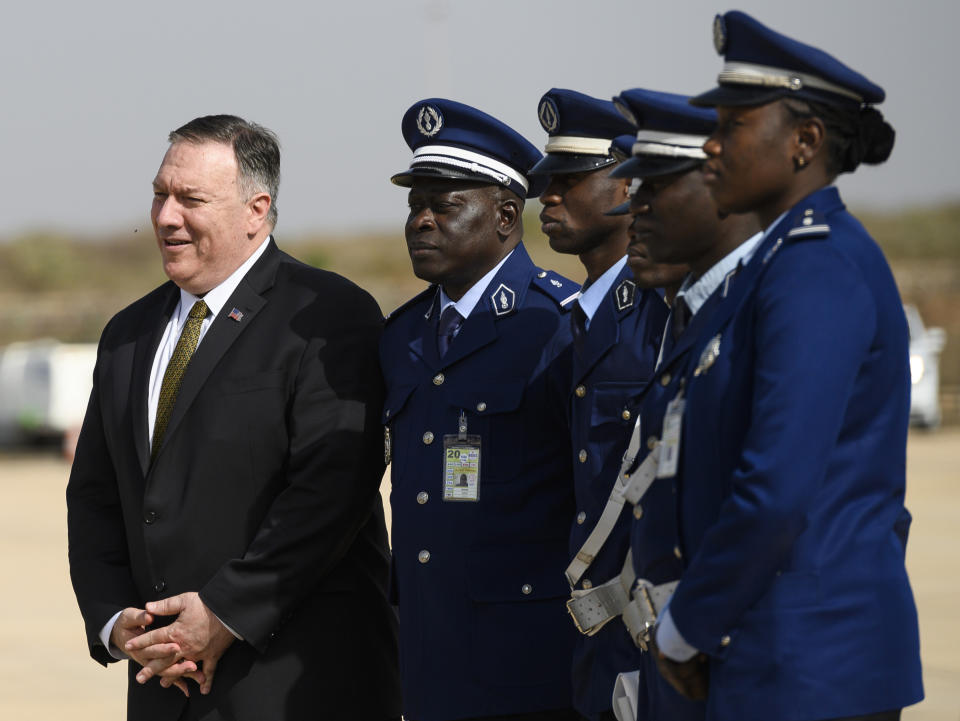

{"left": 796, "top": 156, "right": 806, "bottom": 168}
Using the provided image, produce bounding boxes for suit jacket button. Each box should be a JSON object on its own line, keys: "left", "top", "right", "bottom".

{"left": 153, "top": 581, "right": 166, "bottom": 593}
{"left": 422, "top": 431, "right": 434, "bottom": 445}
{"left": 576, "top": 511, "right": 586, "bottom": 525}
{"left": 720, "top": 635, "right": 731, "bottom": 647}
{"left": 417, "top": 491, "right": 429, "bottom": 504}
{"left": 418, "top": 550, "right": 430, "bottom": 564}
{"left": 575, "top": 385, "right": 586, "bottom": 398}
{"left": 621, "top": 409, "right": 631, "bottom": 421}
{"left": 521, "top": 584, "right": 533, "bottom": 595}
{"left": 578, "top": 449, "right": 587, "bottom": 463}
{"left": 476, "top": 401, "right": 487, "bottom": 412}
{"left": 432, "top": 373, "right": 445, "bottom": 386}
{"left": 143, "top": 511, "right": 158, "bottom": 524}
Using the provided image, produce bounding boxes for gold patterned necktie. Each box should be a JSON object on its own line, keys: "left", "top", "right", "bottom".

{"left": 151, "top": 299, "right": 209, "bottom": 460}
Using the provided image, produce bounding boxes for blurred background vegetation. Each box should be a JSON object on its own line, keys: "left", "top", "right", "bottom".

{"left": 1, "top": 202, "right": 958, "bottom": 393}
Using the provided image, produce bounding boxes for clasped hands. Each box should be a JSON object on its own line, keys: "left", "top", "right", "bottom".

{"left": 110, "top": 591, "right": 235, "bottom": 698}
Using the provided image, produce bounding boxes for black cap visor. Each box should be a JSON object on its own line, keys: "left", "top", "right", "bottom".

{"left": 528, "top": 153, "right": 617, "bottom": 177}
{"left": 610, "top": 156, "right": 703, "bottom": 180}
{"left": 390, "top": 165, "right": 497, "bottom": 188}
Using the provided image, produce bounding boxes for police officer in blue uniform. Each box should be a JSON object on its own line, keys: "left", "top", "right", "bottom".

{"left": 382, "top": 98, "right": 580, "bottom": 721}
{"left": 527, "top": 88, "right": 686, "bottom": 721}
{"left": 587, "top": 88, "right": 760, "bottom": 721}
{"left": 643, "top": 12, "right": 924, "bottom": 720}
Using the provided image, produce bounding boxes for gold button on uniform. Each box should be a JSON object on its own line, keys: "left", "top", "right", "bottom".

{"left": 476, "top": 402, "right": 487, "bottom": 412}
{"left": 576, "top": 511, "right": 586, "bottom": 525}
{"left": 582, "top": 579, "right": 593, "bottom": 589}
{"left": 521, "top": 584, "right": 533, "bottom": 595}
{"left": 418, "top": 550, "right": 431, "bottom": 563}
{"left": 575, "top": 385, "right": 586, "bottom": 398}
{"left": 720, "top": 635, "right": 731, "bottom": 647}
{"left": 432, "top": 373, "right": 445, "bottom": 386}
{"left": 578, "top": 449, "right": 588, "bottom": 463}
{"left": 660, "top": 373, "right": 672, "bottom": 387}
{"left": 633, "top": 505, "right": 643, "bottom": 519}
{"left": 674, "top": 545, "right": 683, "bottom": 559}
{"left": 621, "top": 409, "right": 631, "bottom": 421}
{"left": 422, "top": 431, "right": 434, "bottom": 444}
{"left": 537, "top": 271, "right": 547, "bottom": 278}
{"left": 416, "top": 491, "right": 429, "bottom": 504}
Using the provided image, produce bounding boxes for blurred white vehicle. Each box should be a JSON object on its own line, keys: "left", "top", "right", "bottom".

{"left": 0, "top": 340, "right": 96, "bottom": 446}
{"left": 904, "top": 305, "right": 946, "bottom": 429}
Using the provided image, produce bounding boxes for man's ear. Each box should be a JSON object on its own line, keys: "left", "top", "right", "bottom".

{"left": 496, "top": 193, "right": 521, "bottom": 238}
{"left": 246, "top": 192, "right": 272, "bottom": 235}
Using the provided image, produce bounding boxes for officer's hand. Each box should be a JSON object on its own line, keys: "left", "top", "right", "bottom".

{"left": 125, "top": 591, "right": 234, "bottom": 695}
{"left": 110, "top": 606, "right": 197, "bottom": 697}
{"left": 650, "top": 637, "right": 709, "bottom": 701}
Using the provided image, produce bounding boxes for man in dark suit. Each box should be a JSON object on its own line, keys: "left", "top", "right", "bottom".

{"left": 66, "top": 115, "right": 400, "bottom": 720}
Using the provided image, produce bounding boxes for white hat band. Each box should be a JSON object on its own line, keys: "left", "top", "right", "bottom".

{"left": 544, "top": 135, "right": 615, "bottom": 155}
{"left": 412, "top": 144, "right": 529, "bottom": 192}
{"left": 632, "top": 130, "right": 708, "bottom": 159}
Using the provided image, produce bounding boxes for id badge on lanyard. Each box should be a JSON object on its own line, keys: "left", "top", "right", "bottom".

{"left": 657, "top": 391, "right": 685, "bottom": 479}
{"left": 443, "top": 411, "right": 481, "bottom": 501}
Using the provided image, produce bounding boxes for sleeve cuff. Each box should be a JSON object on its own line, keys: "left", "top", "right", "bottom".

{"left": 98, "top": 610, "right": 129, "bottom": 661}
{"left": 656, "top": 606, "right": 698, "bottom": 662}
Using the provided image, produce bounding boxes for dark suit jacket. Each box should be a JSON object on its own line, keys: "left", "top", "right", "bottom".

{"left": 67, "top": 240, "right": 400, "bottom": 721}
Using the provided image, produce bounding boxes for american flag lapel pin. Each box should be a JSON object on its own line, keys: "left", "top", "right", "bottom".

{"left": 228, "top": 307, "right": 244, "bottom": 322}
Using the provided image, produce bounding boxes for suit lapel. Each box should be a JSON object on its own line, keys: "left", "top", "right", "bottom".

{"left": 573, "top": 290, "right": 619, "bottom": 383}
{"left": 150, "top": 241, "right": 280, "bottom": 465}
{"left": 132, "top": 285, "right": 179, "bottom": 476}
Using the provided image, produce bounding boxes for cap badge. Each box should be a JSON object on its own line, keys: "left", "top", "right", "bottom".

{"left": 538, "top": 97, "right": 560, "bottom": 133}
{"left": 490, "top": 283, "right": 516, "bottom": 316}
{"left": 614, "top": 279, "right": 636, "bottom": 312}
{"left": 416, "top": 105, "right": 443, "bottom": 137}
{"left": 694, "top": 334, "right": 722, "bottom": 377}
{"left": 713, "top": 14, "right": 727, "bottom": 54}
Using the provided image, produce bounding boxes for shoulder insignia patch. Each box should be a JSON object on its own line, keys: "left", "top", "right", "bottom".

{"left": 531, "top": 268, "right": 580, "bottom": 312}
{"left": 490, "top": 283, "right": 516, "bottom": 316}
{"left": 786, "top": 208, "right": 831, "bottom": 241}
{"left": 614, "top": 279, "right": 636, "bottom": 312}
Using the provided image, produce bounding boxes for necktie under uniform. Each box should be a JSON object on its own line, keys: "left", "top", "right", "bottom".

{"left": 437, "top": 305, "right": 464, "bottom": 358}
{"left": 151, "top": 300, "right": 209, "bottom": 459}
{"left": 671, "top": 296, "right": 692, "bottom": 342}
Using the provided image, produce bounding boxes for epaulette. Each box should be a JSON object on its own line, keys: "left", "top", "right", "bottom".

{"left": 785, "top": 208, "right": 831, "bottom": 241}
{"left": 531, "top": 268, "right": 580, "bottom": 312}
{"left": 384, "top": 285, "right": 439, "bottom": 324}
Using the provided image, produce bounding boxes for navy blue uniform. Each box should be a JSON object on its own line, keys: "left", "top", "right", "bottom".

{"left": 657, "top": 189, "right": 923, "bottom": 720}
{"left": 560, "top": 265, "right": 669, "bottom": 720}
{"left": 381, "top": 243, "right": 579, "bottom": 721}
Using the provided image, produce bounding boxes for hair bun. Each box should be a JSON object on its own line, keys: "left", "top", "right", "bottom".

{"left": 857, "top": 106, "right": 895, "bottom": 166}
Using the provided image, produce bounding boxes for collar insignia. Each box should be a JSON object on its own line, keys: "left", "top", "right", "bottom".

{"left": 490, "top": 283, "right": 516, "bottom": 316}
{"left": 614, "top": 279, "right": 636, "bottom": 312}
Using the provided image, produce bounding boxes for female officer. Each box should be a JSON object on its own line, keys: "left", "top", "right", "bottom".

{"left": 648, "top": 11, "right": 924, "bottom": 721}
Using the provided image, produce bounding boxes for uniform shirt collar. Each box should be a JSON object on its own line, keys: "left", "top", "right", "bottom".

{"left": 177, "top": 235, "right": 271, "bottom": 318}
{"left": 676, "top": 230, "right": 764, "bottom": 315}
{"left": 439, "top": 249, "right": 515, "bottom": 318}
{"left": 577, "top": 255, "right": 627, "bottom": 327}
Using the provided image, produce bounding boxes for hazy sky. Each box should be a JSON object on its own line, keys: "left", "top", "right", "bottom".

{"left": 3, "top": 0, "right": 957, "bottom": 238}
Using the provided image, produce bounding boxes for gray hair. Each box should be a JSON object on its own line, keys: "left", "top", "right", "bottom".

{"left": 169, "top": 115, "right": 280, "bottom": 228}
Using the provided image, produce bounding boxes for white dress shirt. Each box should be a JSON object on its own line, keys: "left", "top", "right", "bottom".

{"left": 99, "top": 235, "right": 271, "bottom": 658}
{"left": 576, "top": 255, "right": 627, "bottom": 331}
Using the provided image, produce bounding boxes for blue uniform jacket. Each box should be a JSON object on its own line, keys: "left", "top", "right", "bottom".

{"left": 664, "top": 188, "right": 923, "bottom": 720}
{"left": 380, "top": 243, "right": 579, "bottom": 721}
{"left": 560, "top": 264, "right": 670, "bottom": 720}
